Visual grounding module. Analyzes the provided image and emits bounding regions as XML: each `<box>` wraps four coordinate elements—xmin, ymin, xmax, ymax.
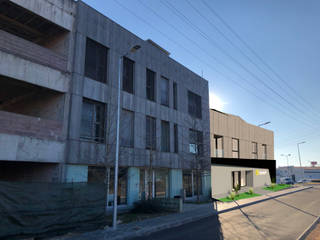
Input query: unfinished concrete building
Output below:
<box><xmin>0</xmin><ymin>0</ymin><xmax>211</xmax><ymax>205</ymax></box>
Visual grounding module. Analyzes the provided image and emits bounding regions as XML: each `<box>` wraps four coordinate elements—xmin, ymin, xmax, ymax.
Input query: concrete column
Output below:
<box><xmin>202</xmin><ymin>171</ymin><xmax>211</xmax><ymax>198</ymax></box>
<box><xmin>169</xmin><ymin>169</ymin><xmax>183</xmax><ymax>198</ymax></box>
<box><xmin>65</xmin><ymin>164</ymin><xmax>88</xmax><ymax>183</ymax></box>
<box><xmin>127</xmin><ymin>167</ymin><xmax>140</xmax><ymax>206</ymax></box>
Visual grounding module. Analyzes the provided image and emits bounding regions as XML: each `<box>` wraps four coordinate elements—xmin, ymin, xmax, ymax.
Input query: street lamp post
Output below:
<box><xmin>297</xmin><ymin>141</ymin><xmax>306</xmax><ymax>180</ymax></box>
<box><xmin>113</xmin><ymin>45</ymin><xmax>141</xmax><ymax>230</ymax></box>
<box><xmin>281</xmin><ymin>154</ymin><xmax>291</xmax><ymax>178</ymax></box>
<box><xmin>257</xmin><ymin>121</ymin><xmax>271</xmax><ymax>127</ymax></box>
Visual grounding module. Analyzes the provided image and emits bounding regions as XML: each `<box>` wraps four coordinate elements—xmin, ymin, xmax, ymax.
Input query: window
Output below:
<box><xmin>80</xmin><ymin>99</ymin><xmax>106</xmax><ymax>143</ymax></box>
<box><xmin>183</xmin><ymin>171</ymin><xmax>193</xmax><ymax>197</ymax></box>
<box><xmin>123</xmin><ymin>57</ymin><xmax>134</xmax><ymax>94</ymax></box>
<box><xmin>146</xmin><ymin>69</ymin><xmax>156</xmax><ymax>101</ymax></box>
<box><xmin>161</xmin><ymin>121</ymin><xmax>170</xmax><ymax>152</ymax></box>
<box><xmin>232</xmin><ymin>138</ymin><xmax>239</xmax><ymax>158</ymax></box>
<box><xmin>84</xmin><ymin>38</ymin><xmax>108</xmax><ymax>83</ymax></box>
<box><xmin>174</xmin><ymin>123</ymin><xmax>178</xmax><ymax>153</ymax></box>
<box><xmin>146</xmin><ymin>116</ymin><xmax>156</xmax><ymax>150</ymax></box>
<box><xmin>232</xmin><ymin>171</ymin><xmax>241</xmax><ymax>188</ymax></box>
<box><xmin>189</xmin><ymin>129</ymin><xmax>203</xmax><ymax>155</ymax></box>
<box><xmin>160</xmin><ymin>76</ymin><xmax>169</xmax><ymax>106</ymax></box>
<box><xmin>120</xmin><ymin>109</ymin><xmax>134</xmax><ymax>147</ymax></box>
<box><xmin>173</xmin><ymin>82</ymin><xmax>177</xmax><ymax>110</ymax></box>
<box><xmin>109</xmin><ymin>168</ymin><xmax>128</xmax><ymax>205</ymax></box>
<box><xmin>240</xmin><ymin>171</ymin><xmax>246</xmax><ymax>187</ymax></box>
<box><xmin>262</xmin><ymin>144</ymin><xmax>267</xmax><ymax>159</ymax></box>
<box><xmin>252</xmin><ymin>142</ymin><xmax>258</xmax><ymax>159</ymax></box>
<box><xmin>155</xmin><ymin>169</ymin><xmax>169</xmax><ymax>198</ymax></box>
<box><xmin>213</xmin><ymin>135</ymin><xmax>223</xmax><ymax>157</ymax></box>
<box><xmin>188</xmin><ymin>91</ymin><xmax>202</xmax><ymax>119</ymax></box>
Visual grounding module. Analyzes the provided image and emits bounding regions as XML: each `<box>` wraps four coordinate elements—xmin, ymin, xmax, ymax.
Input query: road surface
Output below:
<box><xmin>132</xmin><ymin>186</ymin><xmax>320</xmax><ymax>240</ymax></box>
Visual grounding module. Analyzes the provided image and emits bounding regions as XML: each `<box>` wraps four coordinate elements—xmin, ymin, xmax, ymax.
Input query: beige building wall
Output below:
<box><xmin>210</xmin><ymin>109</ymin><xmax>274</xmax><ymax>160</ymax></box>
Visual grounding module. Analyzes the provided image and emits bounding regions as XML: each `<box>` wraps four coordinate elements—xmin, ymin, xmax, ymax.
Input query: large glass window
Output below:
<box><xmin>183</xmin><ymin>171</ymin><xmax>193</xmax><ymax>197</ymax></box>
<box><xmin>213</xmin><ymin>135</ymin><xmax>223</xmax><ymax>157</ymax></box>
<box><xmin>109</xmin><ymin>168</ymin><xmax>127</xmax><ymax>205</ymax></box>
<box><xmin>120</xmin><ymin>109</ymin><xmax>134</xmax><ymax>147</ymax></box>
<box><xmin>161</xmin><ymin>121</ymin><xmax>170</xmax><ymax>152</ymax></box>
<box><xmin>232</xmin><ymin>138</ymin><xmax>239</xmax><ymax>158</ymax></box>
<box><xmin>80</xmin><ymin>99</ymin><xmax>106</xmax><ymax>143</ymax></box>
<box><xmin>189</xmin><ymin>129</ymin><xmax>203</xmax><ymax>155</ymax></box>
<box><xmin>262</xmin><ymin>144</ymin><xmax>267</xmax><ymax>159</ymax></box>
<box><xmin>188</xmin><ymin>91</ymin><xmax>202</xmax><ymax>119</ymax></box>
<box><xmin>84</xmin><ymin>38</ymin><xmax>108</xmax><ymax>83</ymax></box>
<box><xmin>232</xmin><ymin>171</ymin><xmax>240</xmax><ymax>189</ymax></box>
<box><xmin>160</xmin><ymin>76</ymin><xmax>169</xmax><ymax>106</ymax></box>
<box><xmin>123</xmin><ymin>57</ymin><xmax>134</xmax><ymax>94</ymax></box>
<box><xmin>146</xmin><ymin>69</ymin><xmax>156</xmax><ymax>101</ymax></box>
<box><xmin>155</xmin><ymin>169</ymin><xmax>168</xmax><ymax>198</ymax></box>
<box><xmin>240</xmin><ymin>170</ymin><xmax>246</xmax><ymax>187</ymax></box>
<box><xmin>252</xmin><ymin>142</ymin><xmax>258</xmax><ymax>159</ymax></box>
<box><xmin>146</xmin><ymin>116</ymin><xmax>156</xmax><ymax>150</ymax></box>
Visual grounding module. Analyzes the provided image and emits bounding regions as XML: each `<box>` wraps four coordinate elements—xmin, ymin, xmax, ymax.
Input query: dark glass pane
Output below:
<box><xmin>123</xmin><ymin>57</ymin><xmax>134</xmax><ymax>94</ymax></box>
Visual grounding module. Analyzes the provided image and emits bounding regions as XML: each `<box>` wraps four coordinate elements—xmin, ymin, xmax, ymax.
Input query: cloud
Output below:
<box><xmin>209</xmin><ymin>92</ymin><xmax>227</xmax><ymax>111</ymax></box>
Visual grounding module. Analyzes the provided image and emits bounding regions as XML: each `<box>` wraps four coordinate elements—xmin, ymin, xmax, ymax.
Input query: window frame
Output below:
<box><xmin>188</xmin><ymin>90</ymin><xmax>202</xmax><ymax>119</ymax></box>
<box><xmin>146</xmin><ymin>68</ymin><xmax>156</xmax><ymax>101</ymax></box>
<box><xmin>232</xmin><ymin>138</ymin><xmax>239</xmax><ymax>158</ymax></box>
<box><xmin>80</xmin><ymin>99</ymin><xmax>106</xmax><ymax>143</ymax></box>
<box><xmin>252</xmin><ymin>141</ymin><xmax>258</xmax><ymax>159</ymax></box>
<box><xmin>122</xmin><ymin>57</ymin><xmax>135</xmax><ymax>94</ymax></box>
<box><xmin>161</xmin><ymin>120</ymin><xmax>170</xmax><ymax>152</ymax></box>
<box><xmin>84</xmin><ymin>38</ymin><xmax>108</xmax><ymax>83</ymax></box>
<box><xmin>160</xmin><ymin>76</ymin><xmax>169</xmax><ymax>107</ymax></box>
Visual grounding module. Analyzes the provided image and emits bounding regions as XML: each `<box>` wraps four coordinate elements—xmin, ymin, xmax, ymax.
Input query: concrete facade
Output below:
<box><xmin>210</xmin><ymin>109</ymin><xmax>274</xmax><ymax>197</ymax></box>
<box><xmin>0</xmin><ymin>0</ymin><xmax>211</xmax><ymax>204</ymax></box>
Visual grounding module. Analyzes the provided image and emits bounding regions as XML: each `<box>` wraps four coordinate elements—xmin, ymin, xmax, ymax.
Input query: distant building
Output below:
<box><xmin>210</xmin><ymin>109</ymin><xmax>275</xmax><ymax>197</ymax></box>
<box><xmin>0</xmin><ymin>0</ymin><xmax>211</xmax><ymax>206</ymax></box>
<box><xmin>277</xmin><ymin>166</ymin><xmax>320</xmax><ymax>182</ymax></box>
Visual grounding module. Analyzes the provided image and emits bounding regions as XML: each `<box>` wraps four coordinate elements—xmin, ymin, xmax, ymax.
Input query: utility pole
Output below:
<box><xmin>113</xmin><ymin>44</ymin><xmax>141</xmax><ymax>230</ymax></box>
<box><xmin>297</xmin><ymin>141</ymin><xmax>306</xmax><ymax>181</ymax></box>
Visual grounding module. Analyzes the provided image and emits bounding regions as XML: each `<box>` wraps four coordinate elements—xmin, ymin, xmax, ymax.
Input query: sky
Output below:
<box><xmin>83</xmin><ymin>0</ymin><xmax>320</xmax><ymax>167</ymax></box>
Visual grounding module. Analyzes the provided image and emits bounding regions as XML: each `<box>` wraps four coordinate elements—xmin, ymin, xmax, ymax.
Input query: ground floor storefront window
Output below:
<box><xmin>139</xmin><ymin>168</ymin><xmax>169</xmax><ymax>199</ymax></box>
<box><xmin>183</xmin><ymin>170</ymin><xmax>203</xmax><ymax>198</ymax></box>
<box><xmin>88</xmin><ymin>166</ymin><xmax>128</xmax><ymax>205</ymax></box>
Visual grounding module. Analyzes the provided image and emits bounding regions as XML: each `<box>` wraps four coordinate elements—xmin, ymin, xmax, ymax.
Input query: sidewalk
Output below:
<box><xmin>55</xmin><ymin>185</ymin><xmax>312</xmax><ymax>240</ymax></box>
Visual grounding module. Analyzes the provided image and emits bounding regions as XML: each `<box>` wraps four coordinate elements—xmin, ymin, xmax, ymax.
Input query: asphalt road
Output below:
<box><xmin>132</xmin><ymin>186</ymin><xmax>320</xmax><ymax>240</ymax></box>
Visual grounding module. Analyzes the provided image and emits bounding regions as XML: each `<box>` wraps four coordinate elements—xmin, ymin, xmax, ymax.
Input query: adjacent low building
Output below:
<box><xmin>0</xmin><ymin>0</ymin><xmax>211</xmax><ymax>206</ymax></box>
<box><xmin>277</xmin><ymin>166</ymin><xmax>320</xmax><ymax>182</ymax></box>
<box><xmin>210</xmin><ymin>109</ymin><xmax>275</xmax><ymax>197</ymax></box>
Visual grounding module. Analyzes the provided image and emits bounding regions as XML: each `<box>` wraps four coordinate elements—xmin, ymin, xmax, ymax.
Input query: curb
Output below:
<box><xmin>218</xmin><ymin>186</ymin><xmax>313</xmax><ymax>214</ymax></box>
<box><xmin>296</xmin><ymin>216</ymin><xmax>320</xmax><ymax>240</ymax></box>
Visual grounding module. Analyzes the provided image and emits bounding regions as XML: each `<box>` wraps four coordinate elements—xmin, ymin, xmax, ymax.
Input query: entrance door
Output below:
<box><xmin>232</xmin><ymin>171</ymin><xmax>241</xmax><ymax>189</ymax></box>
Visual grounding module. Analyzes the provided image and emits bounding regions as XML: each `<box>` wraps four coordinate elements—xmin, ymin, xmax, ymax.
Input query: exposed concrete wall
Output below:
<box><xmin>211</xmin><ymin>164</ymin><xmax>270</xmax><ymax>196</ymax></box>
<box><xmin>169</xmin><ymin>169</ymin><xmax>183</xmax><ymax>198</ymax></box>
<box><xmin>210</xmin><ymin>109</ymin><xmax>274</xmax><ymax>160</ymax></box>
<box><xmin>9</xmin><ymin>0</ymin><xmax>76</xmax><ymax>31</ymax></box>
<box><xmin>2</xmin><ymin>92</ymin><xmax>65</xmax><ymax>121</ymax></box>
<box><xmin>0</xmin><ymin>111</ymin><xmax>63</xmax><ymax>141</ymax></box>
<box><xmin>0</xmin><ymin>133</ymin><xmax>65</xmax><ymax>163</ymax></box>
<box><xmin>0</xmin><ymin>51</ymin><xmax>70</xmax><ymax>92</ymax></box>
<box><xmin>67</xmin><ymin>2</ymin><xmax>210</xmax><ymax>171</ymax></box>
<box><xmin>127</xmin><ymin>167</ymin><xmax>140</xmax><ymax>205</ymax></box>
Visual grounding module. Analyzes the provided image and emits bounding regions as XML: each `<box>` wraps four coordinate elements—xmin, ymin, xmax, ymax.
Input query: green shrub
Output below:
<box><xmin>270</xmin><ymin>183</ymin><xmax>276</xmax><ymax>189</ymax></box>
<box><xmin>229</xmin><ymin>191</ymin><xmax>236</xmax><ymax>200</ymax></box>
<box><xmin>131</xmin><ymin>200</ymin><xmax>161</xmax><ymax>214</ymax></box>
<box><xmin>248</xmin><ymin>187</ymin><xmax>254</xmax><ymax>195</ymax></box>
<box><xmin>234</xmin><ymin>184</ymin><xmax>241</xmax><ymax>195</ymax></box>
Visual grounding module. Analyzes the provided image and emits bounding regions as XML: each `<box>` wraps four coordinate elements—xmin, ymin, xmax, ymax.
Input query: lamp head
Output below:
<box><xmin>130</xmin><ymin>45</ymin><xmax>141</xmax><ymax>53</ymax></box>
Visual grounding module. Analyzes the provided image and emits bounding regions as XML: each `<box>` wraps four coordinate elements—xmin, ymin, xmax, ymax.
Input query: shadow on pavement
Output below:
<box><xmin>130</xmin><ymin>213</ymin><xmax>224</xmax><ymax>240</ymax></box>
